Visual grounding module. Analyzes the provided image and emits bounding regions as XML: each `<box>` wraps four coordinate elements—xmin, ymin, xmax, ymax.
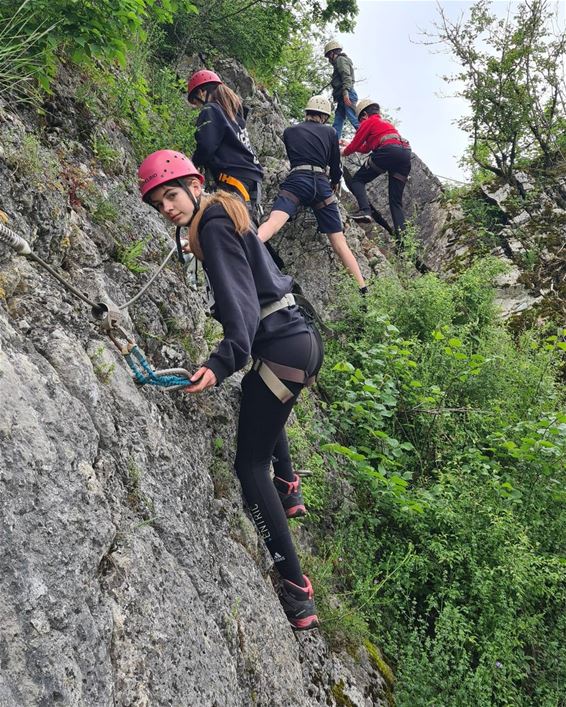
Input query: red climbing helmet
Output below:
<box><xmin>138</xmin><ymin>150</ymin><xmax>204</xmax><ymax>201</ymax></box>
<box><xmin>187</xmin><ymin>69</ymin><xmax>222</xmax><ymax>100</ymax></box>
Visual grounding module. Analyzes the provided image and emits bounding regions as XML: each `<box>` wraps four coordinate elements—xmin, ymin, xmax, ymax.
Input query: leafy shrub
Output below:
<box><xmin>310</xmin><ymin>262</ymin><xmax>566</xmax><ymax>705</ymax></box>
<box><xmin>75</xmin><ymin>40</ymin><xmax>197</xmax><ymax>161</ymax></box>
<box><xmin>0</xmin><ymin>0</ymin><xmax>195</xmax><ymax>91</ymax></box>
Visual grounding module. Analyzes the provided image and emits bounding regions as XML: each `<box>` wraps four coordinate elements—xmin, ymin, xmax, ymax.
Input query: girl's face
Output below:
<box><xmin>149</xmin><ymin>180</ymin><xmax>202</xmax><ymax>226</ymax></box>
<box><xmin>188</xmin><ymin>88</ymin><xmax>207</xmax><ymax>107</ymax></box>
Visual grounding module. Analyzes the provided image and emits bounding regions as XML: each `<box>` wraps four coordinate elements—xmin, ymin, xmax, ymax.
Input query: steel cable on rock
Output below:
<box><xmin>0</xmin><ymin>221</ymin><xmax>177</xmax><ymax>311</ymax></box>
<box><xmin>0</xmin><ymin>222</ymin><xmax>192</xmax><ymax>390</ymax></box>
<box><xmin>0</xmin><ymin>222</ymin><xmax>99</xmax><ymax>308</ymax></box>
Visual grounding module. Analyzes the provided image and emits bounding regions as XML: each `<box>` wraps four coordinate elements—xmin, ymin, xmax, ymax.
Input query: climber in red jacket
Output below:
<box><xmin>342</xmin><ymin>99</ymin><xmax>412</xmax><ymax>236</ymax></box>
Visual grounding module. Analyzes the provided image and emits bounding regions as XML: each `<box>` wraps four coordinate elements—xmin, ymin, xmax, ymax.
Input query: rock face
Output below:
<box><xmin>343</xmin><ymin>151</ymin><xmax>448</xmax><ymax>269</ymax></box>
<box><xmin>7</xmin><ymin>50</ymin><xmax>558</xmax><ymax>707</ymax></box>
<box><xmin>344</xmin><ymin>149</ymin><xmax>565</xmax><ymax>320</ymax></box>
<box><xmin>0</xmin><ymin>59</ymin><xmax>397</xmax><ymax>706</ymax></box>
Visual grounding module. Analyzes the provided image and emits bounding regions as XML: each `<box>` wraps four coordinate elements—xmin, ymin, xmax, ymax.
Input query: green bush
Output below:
<box><xmin>74</xmin><ymin>38</ymin><xmax>198</xmax><ymax>161</ymax></box>
<box><xmin>0</xmin><ymin>0</ymin><xmax>195</xmax><ymax>90</ymax></box>
<box><xmin>115</xmin><ymin>236</ymin><xmax>150</xmax><ymax>273</ymax></box>
<box><xmin>311</xmin><ymin>261</ymin><xmax>566</xmax><ymax>705</ymax></box>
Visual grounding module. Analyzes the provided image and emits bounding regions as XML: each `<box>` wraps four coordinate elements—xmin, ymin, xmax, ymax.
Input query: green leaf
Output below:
<box><xmin>333</xmin><ymin>361</ymin><xmax>355</xmax><ymax>373</ymax></box>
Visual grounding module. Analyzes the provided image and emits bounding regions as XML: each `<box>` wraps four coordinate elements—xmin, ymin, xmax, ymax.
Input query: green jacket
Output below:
<box><xmin>331</xmin><ymin>53</ymin><xmax>355</xmax><ymax>101</ymax></box>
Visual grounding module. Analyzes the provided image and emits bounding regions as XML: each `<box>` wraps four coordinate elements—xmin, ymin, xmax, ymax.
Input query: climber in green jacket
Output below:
<box><xmin>324</xmin><ymin>39</ymin><xmax>359</xmax><ymax>139</ymax></box>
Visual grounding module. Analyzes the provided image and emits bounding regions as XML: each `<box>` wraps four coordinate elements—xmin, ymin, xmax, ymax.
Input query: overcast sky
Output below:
<box><xmin>337</xmin><ymin>1</ymin><xmax>565</xmax><ymax>183</ymax></box>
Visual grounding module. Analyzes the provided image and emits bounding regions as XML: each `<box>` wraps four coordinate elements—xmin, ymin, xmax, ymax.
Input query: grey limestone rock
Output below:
<box><xmin>0</xmin><ymin>62</ymin><xmax>391</xmax><ymax>706</ymax></box>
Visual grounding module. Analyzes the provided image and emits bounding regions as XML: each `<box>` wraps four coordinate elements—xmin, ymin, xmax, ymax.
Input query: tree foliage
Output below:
<box><xmin>1</xmin><ymin>0</ymin><xmax>357</xmax><ymax>114</ymax></box>
<box><xmin>162</xmin><ymin>0</ymin><xmax>355</xmax><ymax>106</ymax></box>
<box><xmin>0</xmin><ymin>0</ymin><xmax>196</xmax><ymax>92</ymax></box>
<box><xmin>426</xmin><ymin>0</ymin><xmax>566</xmax><ymax>190</ymax></box>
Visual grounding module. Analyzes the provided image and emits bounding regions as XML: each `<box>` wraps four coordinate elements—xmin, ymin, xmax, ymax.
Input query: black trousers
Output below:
<box><xmin>234</xmin><ymin>328</ymin><xmax>323</xmax><ymax>585</ymax></box>
<box><xmin>349</xmin><ymin>145</ymin><xmax>412</xmax><ymax>234</ymax></box>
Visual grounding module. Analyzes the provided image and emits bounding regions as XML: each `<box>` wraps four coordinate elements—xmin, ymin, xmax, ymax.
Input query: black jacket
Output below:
<box><xmin>192</xmin><ymin>102</ymin><xmax>263</xmax><ymax>186</ymax></box>
<box><xmin>283</xmin><ymin>121</ymin><xmax>342</xmax><ymax>185</ymax></box>
<box><xmin>199</xmin><ymin>204</ymin><xmax>308</xmax><ymax>384</ymax></box>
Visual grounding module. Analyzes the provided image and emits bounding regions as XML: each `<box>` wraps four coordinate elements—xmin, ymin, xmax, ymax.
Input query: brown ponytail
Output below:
<box><xmin>208</xmin><ymin>83</ymin><xmax>243</xmax><ymax>123</ymax></box>
<box><xmin>188</xmin><ymin>185</ymin><xmax>252</xmax><ymax>261</ymax></box>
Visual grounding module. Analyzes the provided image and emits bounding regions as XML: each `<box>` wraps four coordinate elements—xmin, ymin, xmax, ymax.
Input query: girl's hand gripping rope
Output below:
<box><xmin>185</xmin><ymin>365</ymin><xmax>217</xmax><ymax>393</ymax></box>
<box><xmin>93</xmin><ymin>304</ymin><xmax>193</xmax><ymax>391</ymax></box>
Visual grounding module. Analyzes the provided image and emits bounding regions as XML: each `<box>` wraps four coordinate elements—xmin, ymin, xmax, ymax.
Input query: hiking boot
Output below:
<box><xmin>274</xmin><ymin>473</ymin><xmax>307</xmax><ymax>518</ymax></box>
<box><xmin>278</xmin><ymin>575</ymin><xmax>319</xmax><ymax>630</ymax></box>
<box><xmin>350</xmin><ymin>209</ymin><xmax>372</xmax><ymax>223</ymax></box>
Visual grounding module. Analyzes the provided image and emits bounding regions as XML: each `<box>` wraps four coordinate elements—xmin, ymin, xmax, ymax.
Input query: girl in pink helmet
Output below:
<box><xmin>138</xmin><ymin>149</ymin><xmax>323</xmax><ymax>631</ymax></box>
<box><xmin>187</xmin><ymin>69</ymin><xmax>264</xmax><ymax>225</ymax></box>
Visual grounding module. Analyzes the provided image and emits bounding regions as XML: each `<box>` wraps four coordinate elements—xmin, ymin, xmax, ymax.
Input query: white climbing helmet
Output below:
<box><xmin>305</xmin><ymin>95</ymin><xmax>332</xmax><ymax>116</ymax></box>
<box><xmin>324</xmin><ymin>39</ymin><xmax>342</xmax><ymax>56</ymax></box>
<box><xmin>355</xmin><ymin>98</ymin><xmax>380</xmax><ymax>119</ymax></box>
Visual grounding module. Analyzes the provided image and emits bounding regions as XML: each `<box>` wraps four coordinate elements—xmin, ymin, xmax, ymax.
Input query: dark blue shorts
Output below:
<box><xmin>271</xmin><ymin>172</ymin><xmax>342</xmax><ymax>234</ymax></box>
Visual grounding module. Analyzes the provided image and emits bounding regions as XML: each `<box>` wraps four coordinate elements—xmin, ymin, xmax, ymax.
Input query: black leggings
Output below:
<box><xmin>234</xmin><ymin>328</ymin><xmax>323</xmax><ymax>585</ymax></box>
<box><xmin>350</xmin><ymin>145</ymin><xmax>411</xmax><ymax>234</ymax></box>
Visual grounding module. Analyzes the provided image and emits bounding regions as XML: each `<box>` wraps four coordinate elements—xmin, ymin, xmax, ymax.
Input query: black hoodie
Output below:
<box><xmin>192</xmin><ymin>102</ymin><xmax>264</xmax><ymax>186</ymax></box>
<box><xmin>199</xmin><ymin>203</ymin><xmax>308</xmax><ymax>384</ymax></box>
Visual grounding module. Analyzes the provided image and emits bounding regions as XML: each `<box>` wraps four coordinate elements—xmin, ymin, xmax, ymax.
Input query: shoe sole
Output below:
<box><xmin>351</xmin><ymin>214</ymin><xmax>372</xmax><ymax>223</ymax></box>
<box><xmin>291</xmin><ymin>615</ymin><xmax>319</xmax><ymax>631</ymax></box>
<box><xmin>286</xmin><ymin>505</ymin><xmax>307</xmax><ymax>519</ymax></box>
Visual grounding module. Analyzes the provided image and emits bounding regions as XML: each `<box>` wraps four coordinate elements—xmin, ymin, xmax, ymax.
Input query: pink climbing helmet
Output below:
<box><xmin>187</xmin><ymin>69</ymin><xmax>222</xmax><ymax>100</ymax></box>
<box><xmin>138</xmin><ymin>150</ymin><xmax>204</xmax><ymax>201</ymax></box>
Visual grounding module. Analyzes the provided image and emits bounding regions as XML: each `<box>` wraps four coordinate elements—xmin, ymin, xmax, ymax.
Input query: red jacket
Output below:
<box><xmin>342</xmin><ymin>114</ymin><xmax>402</xmax><ymax>156</ymax></box>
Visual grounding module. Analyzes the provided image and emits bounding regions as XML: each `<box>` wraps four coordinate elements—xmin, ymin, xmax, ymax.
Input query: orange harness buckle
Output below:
<box><xmin>218</xmin><ymin>173</ymin><xmax>251</xmax><ymax>202</ymax></box>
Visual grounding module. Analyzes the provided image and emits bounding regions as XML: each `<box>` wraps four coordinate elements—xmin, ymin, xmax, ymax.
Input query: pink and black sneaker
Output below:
<box><xmin>278</xmin><ymin>575</ymin><xmax>319</xmax><ymax>631</ymax></box>
<box><xmin>274</xmin><ymin>473</ymin><xmax>307</xmax><ymax>518</ymax></box>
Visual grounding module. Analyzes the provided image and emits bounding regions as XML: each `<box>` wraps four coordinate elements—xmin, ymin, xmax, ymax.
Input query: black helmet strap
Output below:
<box><xmin>174</xmin><ymin>178</ymin><xmax>201</xmax><ymax>262</ymax></box>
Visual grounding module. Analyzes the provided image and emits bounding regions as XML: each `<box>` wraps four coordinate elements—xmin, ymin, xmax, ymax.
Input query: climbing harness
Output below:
<box><xmin>312</xmin><ymin>194</ymin><xmax>337</xmax><ymax>210</ymax></box>
<box><xmin>0</xmin><ymin>222</ymin><xmax>192</xmax><ymax>391</ymax></box>
<box><xmin>252</xmin><ymin>290</ymin><xmax>329</xmax><ymax>402</ymax></box>
<box><xmin>252</xmin><ymin>321</ymin><xmax>321</xmax><ymax>403</ymax></box>
<box><xmin>252</xmin><ymin>357</ymin><xmax>315</xmax><ymax>403</ymax></box>
<box><xmin>213</xmin><ymin>174</ymin><xmax>263</xmax><ymax>226</ymax></box>
<box><xmin>289</xmin><ymin>165</ymin><xmax>327</xmax><ymax>175</ymax></box>
<box><xmin>217</xmin><ymin>173</ymin><xmax>250</xmax><ymax>201</ymax></box>
<box><xmin>377</xmin><ymin>133</ymin><xmax>410</xmax><ymax>149</ymax></box>
<box><xmin>260</xmin><ymin>292</ymin><xmax>296</xmax><ymax>320</ymax></box>
<box><xmin>364</xmin><ymin>157</ymin><xmax>409</xmax><ymax>182</ymax></box>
